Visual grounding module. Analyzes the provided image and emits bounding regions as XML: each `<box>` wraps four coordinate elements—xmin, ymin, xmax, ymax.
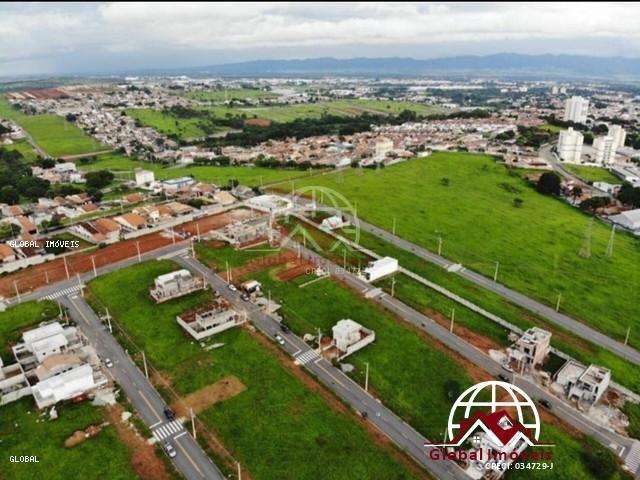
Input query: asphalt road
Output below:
<box><xmin>61</xmin><ymin>294</ymin><xmax>225</xmax><ymax>480</ymax></box>
<box><xmin>344</xmin><ymin>213</ymin><xmax>640</xmax><ymax>367</ymax></box>
<box><xmin>174</xmin><ymin>254</ymin><xmax>470</xmax><ymax>480</ymax></box>
<box><xmin>282</xmin><ymin>242</ymin><xmax>640</xmax><ymax>477</ymax></box>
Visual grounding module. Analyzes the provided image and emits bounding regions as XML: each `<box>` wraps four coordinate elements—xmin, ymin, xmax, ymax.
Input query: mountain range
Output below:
<box><xmin>176</xmin><ymin>53</ymin><xmax>640</xmax><ymax>79</ymax></box>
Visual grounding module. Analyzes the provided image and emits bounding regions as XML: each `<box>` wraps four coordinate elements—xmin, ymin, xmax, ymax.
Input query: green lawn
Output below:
<box><xmin>248</xmin><ymin>262</ymin><xmax>475</xmax><ymax>440</ymax></box>
<box><xmin>87</xmin><ymin>260</ymin><xmax>419</xmax><ymax>480</ymax></box>
<box><xmin>0</xmin><ymin>97</ymin><xmax>105</xmax><ymax>157</ymax></box>
<box><xmin>78</xmin><ymin>153</ymin><xmax>315</xmax><ymax>187</ymax></box>
<box><xmin>5</xmin><ymin>139</ymin><xmax>40</xmax><ymax>162</ymax></box>
<box><xmin>203</xmin><ymin>99</ymin><xmax>442</xmax><ymax>122</ymax></box>
<box><xmin>195</xmin><ymin>243</ymin><xmax>280</xmax><ymax>270</ymax></box>
<box><xmin>279</xmin><ymin>152</ymin><xmax>640</xmax><ymax>351</ymax></box>
<box><xmin>0</xmin><ymin>300</ymin><xmax>141</xmax><ymax>480</ymax></box>
<box><xmin>0</xmin><ymin>399</ymin><xmax>139</xmax><ymax>480</ymax></box>
<box><xmin>564</xmin><ymin>164</ymin><xmax>621</xmax><ymax>184</ymax></box>
<box><xmin>186</xmin><ymin>88</ymin><xmax>278</xmax><ymax>103</ymax></box>
<box><xmin>125</xmin><ymin>108</ymin><xmax>225</xmax><ymax>140</ymax></box>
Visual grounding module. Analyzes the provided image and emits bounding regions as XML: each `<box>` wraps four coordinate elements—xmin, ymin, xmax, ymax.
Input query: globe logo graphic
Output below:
<box><xmin>447</xmin><ymin>381</ymin><xmax>541</xmax><ymax>443</ymax></box>
<box><xmin>287</xmin><ymin>185</ymin><xmax>360</xmax><ymax>252</ymax></box>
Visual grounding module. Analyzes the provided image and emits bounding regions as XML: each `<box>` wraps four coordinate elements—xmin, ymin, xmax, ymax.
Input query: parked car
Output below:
<box><xmin>228</xmin><ymin>284</ymin><xmax>237</xmax><ymax>292</ymax></box>
<box><xmin>539</xmin><ymin>399</ymin><xmax>552</xmax><ymax>410</ymax></box>
<box><xmin>164</xmin><ymin>442</ymin><xmax>177</xmax><ymax>458</ymax></box>
<box><xmin>240</xmin><ymin>293</ymin><xmax>249</xmax><ymax>301</ymax></box>
<box><xmin>275</xmin><ymin>334</ymin><xmax>285</xmax><ymax>346</ymax></box>
<box><xmin>498</xmin><ymin>374</ymin><xmax>510</xmax><ymax>382</ymax></box>
<box><xmin>280</xmin><ymin>323</ymin><xmax>290</xmax><ymax>333</ymax></box>
<box><xmin>163</xmin><ymin>406</ymin><xmax>176</xmax><ymax>421</ymax></box>
<box><xmin>104</xmin><ymin>358</ymin><xmax>113</xmax><ymax>368</ymax></box>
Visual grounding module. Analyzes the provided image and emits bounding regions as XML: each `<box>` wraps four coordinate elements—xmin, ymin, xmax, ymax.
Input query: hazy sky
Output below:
<box><xmin>2</xmin><ymin>2</ymin><xmax>640</xmax><ymax>77</ymax></box>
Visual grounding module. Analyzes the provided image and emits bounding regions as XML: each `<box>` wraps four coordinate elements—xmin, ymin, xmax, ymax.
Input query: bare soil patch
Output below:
<box><xmin>171</xmin><ymin>376</ymin><xmax>246</xmax><ymax>417</ymax></box>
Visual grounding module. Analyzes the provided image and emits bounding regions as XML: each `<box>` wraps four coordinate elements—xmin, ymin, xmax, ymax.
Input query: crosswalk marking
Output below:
<box><xmin>294</xmin><ymin>349</ymin><xmax>320</xmax><ymax>366</ymax></box>
<box><xmin>42</xmin><ymin>285</ymin><xmax>82</xmax><ymax>300</ymax></box>
<box><xmin>153</xmin><ymin>420</ymin><xmax>184</xmax><ymax>441</ymax></box>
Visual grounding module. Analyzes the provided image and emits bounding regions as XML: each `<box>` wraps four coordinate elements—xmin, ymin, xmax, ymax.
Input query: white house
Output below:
<box><xmin>150</xmin><ymin>269</ymin><xmax>206</xmax><ymax>303</ymax></box>
<box><xmin>555</xmin><ymin>361</ymin><xmax>611</xmax><ymax>406</ymax></box>
<box><xmin>134</xmin><ymin>168</ymin><xmax>155</xmax><ymax>186</ymax></box>
<box><xmin>31</xmin><ymin>364</ymin><xmax>98</xmax><ymax>409</ymax></box>
<box><xmin>507</xmin><ymin>327</ymin><xmax>551</xmax><ymax>372</ymax></box>
<box><xmin>331</xmin><ymin>319</ymin><xmax>375</xmax><ymax>360</ymax></box>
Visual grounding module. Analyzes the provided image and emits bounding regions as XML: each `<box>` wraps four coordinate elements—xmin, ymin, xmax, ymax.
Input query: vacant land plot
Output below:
<box><xmin>87</xmin><ymin>260</ymin><xmax>419</xmax><ymax>480</ymax></box>
<box><xmin>186</xmin><ymin>88</ymin><xmax>278</xmax><ymax>103</ymax></box>
<box><xmin>282</xmin><ymin>152</ymin><xmax>640</xmax><ymax>350</ymax></box>
<box><xmin>125</xmin><ymin>108</ymin><xmax>225</xmax><ymax>140</ymax></box>
<box><xmin>203</xmin><ymin>99</ymin><xmax>442</xmax><ymax>122</ymax></box>
<box><xmin>5</xmin><ymin>139</ymin><xmax>40</xmax><ymax>162</ymax></box>
<box><xmin>248</xmin><ymin>263</ymin><xmax>477</xmax><ymax>439</ymax></box>
<box><xmin>79</xmin><ymin>153</ymin><xmax>310</xmax><ymax>187</ymax></box>
<box><xmin>0</xmin><ymin>399</ymin><xmax>139</xmax><ymax>480</ymax></box>
<box><xmin>0</xmin><ymin>97</ymin><xmax>105</xmax><ymax>157</ymax></box>
<box><xmin>564</xmin><ymin>164</ymin><xmax>621</xmax><ymax>184</ymax></box>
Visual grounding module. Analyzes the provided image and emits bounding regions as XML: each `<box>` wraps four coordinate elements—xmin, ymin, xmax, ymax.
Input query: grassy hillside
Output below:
<box><xmin>281</xmin><ymin>152</ymin><xmax>640</xmax><ymax>349</ymax></box>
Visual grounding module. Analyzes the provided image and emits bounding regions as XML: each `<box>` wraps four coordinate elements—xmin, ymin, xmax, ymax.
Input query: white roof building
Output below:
<box><xmin>331</xmin><ymin>319</ymin><xmax>375</xmax><ymax>360</ymax></box>
<box><xmin>31</xmin><ymin>364</ymin><xmax>97</xmax><ymax>409</ymax></box>
<box><xmin>593</xmin><ymin>135</ymin><xmax>616</xmax><ymax>165</ymax></box>
<box><xmin>134</xmin><ymin>168</ymin><xmax>155</xmax><ymax>186</ymax></box>
<box><xmin>609</xmin><ymin>209</ymin><xmax>640</xmax><ymax>233</ymax></box>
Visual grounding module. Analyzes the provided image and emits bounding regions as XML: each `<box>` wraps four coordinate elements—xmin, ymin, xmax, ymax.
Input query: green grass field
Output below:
<box><xmin>202</xmin><ymin>99</ymin><xmax>442</xmax><ymax>122</ymax></box>
<box><xmin>0</xmin><ymin>300</ymin><xmax>141</xmax><ymax>480</ymax></box>
<box><xmin>564</xmin><ymin>164</ymin><xmax>621</xmax><ymax>184</ymax></box>
<box><xmin>186</xmin><ymin>88</ymin><xmax>278</xmax><ymax>103</ymax></box>
<box><xmin>125</xmin><ymin>108</ymin><xmax>226</xmax><ymax>140</ymax></box>
<box><xmin>5</xmin><ymin>139</ymin><xmax>40</xmax><ymax>162</ymax></box>
<box><xmin>0</xmin><ymin>97</ymin><xmax>105</xmax><ymax>157</ymax></box>
<box><xmin>78</xmin><ymin>153</ymin><xmax>317</xmax><ymax>187</ymax></box>
<box><xmin>0</xmin><ymin>399</ymin><xmax>139</xmax><ymax>480</ymax></box>
<box><xmin>87</xmin><ymin>260</ymin><xmax>419</xmax><ymax>480</ymax></box>
<box><xmin>280</xmin><ymin>152</ymin><xmax>640</xmax><ymax>351</ymax></box>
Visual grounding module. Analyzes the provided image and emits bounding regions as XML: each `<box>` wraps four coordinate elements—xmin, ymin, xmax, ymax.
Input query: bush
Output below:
<box><xmin>536</xmin><ymin>172</ymin><xmax>561</xmax><ymax>196</ymax></box>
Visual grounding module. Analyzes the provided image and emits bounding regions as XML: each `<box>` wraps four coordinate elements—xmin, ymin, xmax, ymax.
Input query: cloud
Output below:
<box><xmin>2</xmin><ymin>2</ymin><xmax>640</xmax><ymax>75</ymax></box>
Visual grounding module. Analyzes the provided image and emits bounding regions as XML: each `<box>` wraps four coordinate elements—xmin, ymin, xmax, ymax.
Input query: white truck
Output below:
<box><xmin>362</xmin><ymin>257</ymin><xmax>398</xmax><ymax>282</ymax></box>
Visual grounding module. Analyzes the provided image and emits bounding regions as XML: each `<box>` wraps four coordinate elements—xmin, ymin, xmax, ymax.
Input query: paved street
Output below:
<box><xmin>341</xmin><ymin>212</ymin><xmax>640</xmax><ymax>367</ymax></box>
<box><xmin>282</xmin><ymin>242</ymin><xmax>640</xmax><ymax>477</ymax></box>
<box><xmin>60</xmin><ymin>293</ymin><xmax>224</xmax><ymax>480</ymax></box>
<box><xmin>174</xmin><ymin>254</ymin><xmax>470</xmax><ymax>480</ymax></box>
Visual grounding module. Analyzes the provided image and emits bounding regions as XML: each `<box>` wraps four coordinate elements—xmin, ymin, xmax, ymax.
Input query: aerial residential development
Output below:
<box><xmin>3</xmin><ymin>2</ymin><xmax>640</xmax><ymax>480</ymax></box>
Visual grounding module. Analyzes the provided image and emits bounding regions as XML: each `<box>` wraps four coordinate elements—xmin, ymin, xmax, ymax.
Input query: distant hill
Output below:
<box><xmin>182</xmin><ymin>54</ymin><xmax>640</xmax><ymax>79</ymax></box>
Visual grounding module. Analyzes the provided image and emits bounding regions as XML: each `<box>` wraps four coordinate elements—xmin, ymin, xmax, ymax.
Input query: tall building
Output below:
<box><xmin>593</xmin><ymin>135</ymin><xmax>616</xmax><ymax>165</ymax></box>
<box><xmin>563</xmin><ymin>96</ymin><xmax>589</xmax><ymax>124</ymax></box>
<box><xmin>609</xmin><ymin>124</ymin><xmax>626</xmax><ymax>151</ymax></box>
<box><xmin>557</xmin><ymin>127</ymin><xmax>583</xmax><ymax>163</ymax></box>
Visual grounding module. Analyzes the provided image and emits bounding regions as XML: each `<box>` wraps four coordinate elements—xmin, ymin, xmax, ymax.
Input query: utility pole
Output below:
<box><xmin>190</xmin><ymin>408</ymin><xmax>196</xmax><ymax>439</ymax></box>
<box><xmin>136</xmin><ymin>241</ymin><xmax>141</xmax><ymax>262</ymax></box>
<box><xmin>13</xmin><ymin>281</ymin><xmax>20</xmax><ymax>302</ymax></box>
<box><xmin>226</xmin><ymin>260</ymin><xmax>230</xmax><ymax>283</ymax></box>
<box><xmin>438</xmin><ymin>237</ymin><xmax>443</xmax><ymax>256</ymax></box>
<box><xmin>91</xmin><ymin>256</ymin><xmax>97</xmax><ymax>277</ymax></box>
<box><xmin>105</xmin><ymin>308</ymin><xmax>112</xmax><ymax>333</ymax></box>
<box><xmin>391</xmin><ymin>276</ymin><xmax>396</xmax><ymax>297</ymax></box>
<box><xmin>625</xmin><ymin>326</ymin><xmax>631</xmax><ymax>346</ymax></box>
<box><xmin>237</xmin><ymin>462</ymin><xmax>242</xmax><ymax>480</ymax></box>
<box><xmin>364</xmin><ymin>362</ymin><xmax>369</xmax><ymax>392</ymax></box>
<box><xmin>555</xmin><ymin>292</ymin><xmax>562</xmax><ymax>312</ymax></box>
<box><xmin>45</xmin><ymin>270</ymin><xmax>49</xmax><ymax>284</ymax></box>
<box><xmin>493</xmin><ymin>261</ymin><xmax>499</xmax><ymax>282</ymax></box>
<box><xmin>76</xmin><ymin>273</ymin><xmax>83</xmax><ymax>297</ymax></box>
<box><xmin>190</xmin><ymin>239</ymin><xmax>195</xmax><ymax>258</ymax></box>
<box><xmin>63</xmin><ymin>255</ymin><xmax>70</xmax><ymax>279</ymax></box>
<box><xmin>142</xmin><ymin>351</ymin><xmax>149</xmax><ymax>378</ymax></box>
<box><xmin>196</xmin><ymin>223</ymin><xmax>201</xmax><ymax>241</ymax></box>
<box><xmin>317</xmin><ymin>328</ymin><xmax>322</xmax><ymax>353</ymax></box>
<box><xmin>606</xmin><ymin>224</ymin><xmax>616</xmax><ymax>257</ymax></box>
<box><xmin>450</xmin><ymin>308</ymin><xmax>455</xmax><ymax>333</ymax></box>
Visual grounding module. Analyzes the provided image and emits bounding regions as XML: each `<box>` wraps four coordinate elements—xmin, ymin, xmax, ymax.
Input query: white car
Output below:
<box><xmin>164</xmin><ymin>442</ymin><xmax>177</xmax><ymax>458</ymax></box>
<box><xmin>104</xmin><ymin>358</ymin><xmax>114</xmax><ymax>368</ymax></box>
<box><xmin>275</xmin><ymin>334</ymin><xmax>285</xmax><ymax>346</ymax></box>
<box><xmin>228</xmin><ymin>284</ymin><xmax>237</xmax><ymax>292</ymax></box>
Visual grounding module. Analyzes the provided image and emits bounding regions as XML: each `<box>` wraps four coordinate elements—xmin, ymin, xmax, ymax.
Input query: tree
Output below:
<box><xmin>617</xmin><ymin>182</ymin><xmax>640</xmax><ymax>208</ymax></box>
<box><xmin>536</xmin><ymin>172</ymin><xmax>561</xmax><ymax>196</ymax></box>
<box><xmin>85</xmin><ymin>170</ymin><xmax>115</xmax><ymax>190</ymax></box>
<box><xmin>0</xmin><ymin>185</ymin><xmax>19</xmax><ymax>204</ymax></box>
